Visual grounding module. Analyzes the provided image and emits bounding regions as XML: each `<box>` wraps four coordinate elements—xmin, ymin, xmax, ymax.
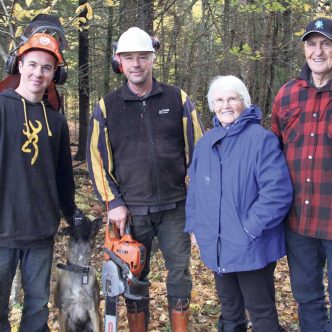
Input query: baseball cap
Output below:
<box><xmin>301</xmin><ymin>17</ymin><xmax>332</xmax><ymax>41</ymax></box>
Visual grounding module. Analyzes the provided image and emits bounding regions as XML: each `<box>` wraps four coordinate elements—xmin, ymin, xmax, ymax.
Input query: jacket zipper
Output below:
<box><xmin>142</xmin><ymin>99</ymin><xmax>160</xmax><ymax>204</ymax></box>
<box><xmin>217</xmin><ymin>144</ymin><xmax>222</xmax><ymax>274</ymax></box>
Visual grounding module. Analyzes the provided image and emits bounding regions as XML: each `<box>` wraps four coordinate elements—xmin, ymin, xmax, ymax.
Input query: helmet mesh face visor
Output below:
<box><xmin>21</xmin><ymin>14</ymin><xmax>68</xmax><ymax>50</ymax></box>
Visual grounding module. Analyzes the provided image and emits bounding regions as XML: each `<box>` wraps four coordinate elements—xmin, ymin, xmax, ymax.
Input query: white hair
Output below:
<box><xmin>207</xmin><ymin>75</ymin><xmax>252</xmax><ymax>112</ymax></box>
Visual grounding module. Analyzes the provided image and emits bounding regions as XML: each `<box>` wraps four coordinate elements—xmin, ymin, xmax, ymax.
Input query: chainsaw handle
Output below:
<box><xmin>103</xmin><ymin>247</ymin><xmax>130</xmax><ymax>274</ymax></box>
<box><xmin>124</xmin><ymin>222</ymin><xmax>131</xmax><ymax>235</ymax></box>
<box><xmin>103</xmin><ymin>247</ymin><xmax>150</xmax><ymax>287</ymax></box>
<box><xmin>106</xmin><ymin>214</ymin><xmax>130</xmax><ymax>239</ymax></box>
<box><xmin>105</xmin><ymin>222</ymin><xmax>120</xmax><ymax>241</ymax></box>
<box><xmin>129</xmin><ymin>275</ymin><xmax>151</xmax><ymax>287</ymax></box>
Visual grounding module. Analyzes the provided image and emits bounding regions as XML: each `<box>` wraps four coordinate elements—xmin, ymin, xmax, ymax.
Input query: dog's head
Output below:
<box><xmin>70</xmin><ymin>209</ymin><xmax>102</xmax><ymax>242</ymax></box>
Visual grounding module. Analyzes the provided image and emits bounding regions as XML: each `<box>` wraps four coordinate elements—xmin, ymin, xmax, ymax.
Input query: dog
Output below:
<box><xmin>54</xmin><ymin>210</ymin><xmax>102</xmax><ymax>332</ymax></box>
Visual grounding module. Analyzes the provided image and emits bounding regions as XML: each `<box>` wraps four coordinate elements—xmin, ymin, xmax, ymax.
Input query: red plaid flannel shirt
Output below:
<box><xmin>272</xmin><ymin>64</ymin><xmax>332</xmax><ymax>239</ymax></box>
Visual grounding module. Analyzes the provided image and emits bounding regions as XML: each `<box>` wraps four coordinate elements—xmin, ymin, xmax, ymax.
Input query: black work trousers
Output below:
<box><xmin>214</xmin><ymin>262</ymin><xmax>283</xmax><ymax>332</ymax></box>
<box><xmin>125</xmin><ymin>201</ymin><xmax>192</xmax><ymax>313</ymax></box>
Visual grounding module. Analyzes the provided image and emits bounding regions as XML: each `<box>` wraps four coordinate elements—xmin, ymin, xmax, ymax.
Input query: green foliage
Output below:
<box><xmin>231</xmin><ymin>0</ymin><xmax>312</xmax><ymax>13</ymax></box>
<box><xmin>230</xmin><ymin>43</ymin><xmax>262</xmax><ymax>61</ymax></box>
<box><xmin>0</xmin><ymin>0</ymin><xmax>329</xmax><ymax>127</ymax></box>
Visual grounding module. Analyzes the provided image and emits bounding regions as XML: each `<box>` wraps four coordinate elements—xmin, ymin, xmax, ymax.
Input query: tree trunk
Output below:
<box><xmin>137</xmin><ymin>0</ymin><xmax>153</xmax><ymax>33</ymax></box>
<box><xmin>74</xmin><ymin>0</ymin><xmax>90</xmax><ymax>161</ymax></box>
<box><xmin>103</xmin><ymin>6</ymin><xmax>113</xmax><ymax>96</ymax></box>
<box><xmin>258</xmin><ymin>12</ymin><xmax>278</xmax><ymax>120</ymax></box>
<box><xmin>119</xmin><ymin>0</ymin><xmax>136</xmax><ymax>31</ymax></box>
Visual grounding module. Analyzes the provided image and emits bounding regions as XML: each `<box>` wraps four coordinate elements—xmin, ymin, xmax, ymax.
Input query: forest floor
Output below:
<box><xmin>8</xmin><ymin>161</ymin><xmax>302</xmax><ymax>332</ymax></box>
<box><xmin>8</xmin><ymin>122</ymin><xmax>304</xmax><ymax>331</ymax></box>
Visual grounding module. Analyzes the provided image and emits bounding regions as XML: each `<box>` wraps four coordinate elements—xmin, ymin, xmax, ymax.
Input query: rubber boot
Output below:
<box><xmin>126</xmin><ymin>299</ymin><xmax>149</xmax><ymax>332</ymax></box>
<box><xmin>127</xmin><ymin>311</ymin><xmax>147</xmax><ymax>332</ymax></box>
<box><xmin>169</xmin><ymin>298</ymin><xmax>190</xmax><ymax>332</ymax></box>
<box><xmin>170</xmin><ymin>309</ymin><xmax>189</xmax><ymax>331</ymax></box>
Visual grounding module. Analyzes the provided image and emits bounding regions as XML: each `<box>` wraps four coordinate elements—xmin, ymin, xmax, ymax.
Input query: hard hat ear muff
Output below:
<box><xmin>6</xmin><ymin>49</ymin><xmax>68</xmax><ymax>85</ymax></box>
<box><xmin>111</xmin><ymin>54</ymin><xmax>123</xmax><ymax>74</ymax></box>
<box><xmin>111</xmin><ymin>34</ymin><xmax>160</xmax><ymax>74</ymax></box>
<box><xmin>5</xmin><ymin>46</ymin><xmax>20</xmax><ymax>75</ymax></box>
<box><xmin>5</xmin><ymin>52</ymin><xmax>19</xmax><ymax>75</ymax></box>
<box><xmin>6</xmin><ymin>37</ymin><xmax>68</xmax><ymax>85</ymax></box>
<box><xmin>151</xmin><ymin>36</ymin><xmax>160</xmax><ymax>51</ymax></box>
<box><xmin>53</xmin><ymin>65</ymin><xmax>68</xmax><ymax>85</ymax></box>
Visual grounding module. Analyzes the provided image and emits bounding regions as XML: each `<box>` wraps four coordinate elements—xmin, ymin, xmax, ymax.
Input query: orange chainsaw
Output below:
<box><xmin>103</xmin><ymin>222</ymin><xmax>146</xmax><ymax>277</ymax></box>
<box><xmin>102</xmin><ymin>221</ymin><xmax>150</xmax><ymax>332</ymax></box>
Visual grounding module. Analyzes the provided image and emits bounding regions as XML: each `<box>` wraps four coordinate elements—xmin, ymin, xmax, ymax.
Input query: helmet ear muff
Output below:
<box><xmin>6</xmin><ymin>47</ymin><xmax>68</xmax><ymax>85</ymax></box>
<box><xmin>151</xmin><ymin>36</ymin><xmax>160</xmax><ymax>51</ymax></box>
<box><xmin>53</xmin><ymin>65</ymin><xmax>68</xmax><ymax>85</ymax></box>
<box><xmin>112</xmin><ymin>34</ymin><xmax>160</xmax><ymax>74</ymax></box>
<box><xmin>111</xmin><ymin>54</ymin><xmax>123</xmax><ymax>74</ymax></box>
<box><xmin>5</xmin><ymin>51</ymin><xmax>19</xmax><ymax>75</ymax></box>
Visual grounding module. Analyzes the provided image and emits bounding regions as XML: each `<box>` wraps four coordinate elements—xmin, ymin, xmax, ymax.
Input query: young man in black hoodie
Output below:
<box><xmin>0</xmin><ymin>29</ymin><xmax>75</xmax><ymax>331</ymax></box>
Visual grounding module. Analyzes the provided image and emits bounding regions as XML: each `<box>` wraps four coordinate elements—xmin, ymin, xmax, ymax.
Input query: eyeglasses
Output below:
<box><xmin>214</xmin><ymin>97</ymin><xmax>243</xmax><ymax>108</ymax></box>
<box><xmin>305</xmin><ymin>40</ymin><xmax>332</xmax><ymax>51</ymax></box>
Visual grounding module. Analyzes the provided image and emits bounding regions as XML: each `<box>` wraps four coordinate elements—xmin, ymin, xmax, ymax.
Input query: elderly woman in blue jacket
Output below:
<box><xmin>185</xmin><ymin>75</ymin><xmax>293</xmax><ymax>332</ymax></box>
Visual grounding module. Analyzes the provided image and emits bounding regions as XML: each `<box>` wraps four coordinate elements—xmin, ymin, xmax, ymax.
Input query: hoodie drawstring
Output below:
<box><xmin>41</xmin><ymin>100</ymin><xmax>52</xmax><ymax>136</ymax></box>
<box><xmin>21</xmin><ymin>98</ymin><xmax>52</xmax><ymax>137</ymax></box>
<box><xmin>22</xmin><ymin>97</ymin><xmax>30</xmax><ymax>136</ymax></box>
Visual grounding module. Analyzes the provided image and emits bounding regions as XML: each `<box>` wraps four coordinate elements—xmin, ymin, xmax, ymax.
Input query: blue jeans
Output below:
<box><xmin>286</xmin><ymin>229</ymin><xmax>332</xmax><ymax>332</ymax></box>
<box><xmin>0</xmin><ymin>247</ymin><xmax>53</xmax><ymax>332</ymax></box>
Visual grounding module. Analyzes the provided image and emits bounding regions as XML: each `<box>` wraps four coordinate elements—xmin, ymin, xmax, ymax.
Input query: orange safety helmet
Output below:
<box><xmin>17</xmin><ymin>33</ymin><xmax>64</xmax><ymax>65</ymax></box>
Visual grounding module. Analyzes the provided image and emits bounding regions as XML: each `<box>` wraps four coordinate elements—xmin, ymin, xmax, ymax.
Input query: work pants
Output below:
<box><xmin>125</xmin><ymin>201</ymin><xmax>192</xmax><ymax>314</ymax></box>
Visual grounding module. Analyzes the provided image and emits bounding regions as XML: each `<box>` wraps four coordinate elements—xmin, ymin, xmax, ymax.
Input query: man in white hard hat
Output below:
<box><xmin>87</xmin><ymin>27</ymin><xmax>203</xmax><ymax>331</ymax></box>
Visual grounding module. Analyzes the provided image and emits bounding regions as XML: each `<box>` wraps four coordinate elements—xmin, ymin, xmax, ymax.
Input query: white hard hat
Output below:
<box><xmin>116</xmin><ymin>27</ymin><xmax>155</xmax><ymax>54</ymax></box>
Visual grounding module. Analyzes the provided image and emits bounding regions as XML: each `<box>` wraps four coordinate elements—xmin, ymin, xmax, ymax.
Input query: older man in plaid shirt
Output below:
<box><xmin>272</xmin><ymin>17</ymin><xmax>332</xmax><ymax>332</ymax></box>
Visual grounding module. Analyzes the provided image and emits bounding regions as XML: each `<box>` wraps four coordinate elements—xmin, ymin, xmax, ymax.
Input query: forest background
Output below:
<box><xmin>1</xmin><ymin>0</ymin><xmax>331</xmax><ymax>160</ymax></box>
<box><xmin>0</xmin><ymin>0</ymin><xmax>331</xmax><ymax>331</ymax></box>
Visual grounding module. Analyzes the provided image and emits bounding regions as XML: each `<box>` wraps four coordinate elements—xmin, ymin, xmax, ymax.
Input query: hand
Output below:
<box><xmin>107</xmin><ymin>206</ymin><xmax>128</xmax><ymax>236</ymax></box>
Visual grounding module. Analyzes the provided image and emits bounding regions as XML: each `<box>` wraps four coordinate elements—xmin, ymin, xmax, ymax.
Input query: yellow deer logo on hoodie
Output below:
<box><xmin>22</xmin><ymin>120</ymin><xmax>42</xmax><ymax>165</ymax></box>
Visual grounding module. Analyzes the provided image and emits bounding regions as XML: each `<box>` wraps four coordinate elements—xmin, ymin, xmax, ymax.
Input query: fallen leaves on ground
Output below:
<box><xmin>9</xmin><ymin>162</ymin><xmax>301</xmax><ymax>331</ymax></box>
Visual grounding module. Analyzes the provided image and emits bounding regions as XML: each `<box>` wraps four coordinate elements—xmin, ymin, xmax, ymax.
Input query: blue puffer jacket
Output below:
<box><xmin>185</xmin><ymin>105</ymin><xmax>293</xmax><ymax>274</ymax></box>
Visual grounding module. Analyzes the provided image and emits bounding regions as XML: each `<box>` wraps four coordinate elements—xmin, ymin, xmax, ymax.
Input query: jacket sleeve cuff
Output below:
<box><xmin>108</xmin><ymin>197</ymin><xmax>126</xmax><ymax>210</ymax></box>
